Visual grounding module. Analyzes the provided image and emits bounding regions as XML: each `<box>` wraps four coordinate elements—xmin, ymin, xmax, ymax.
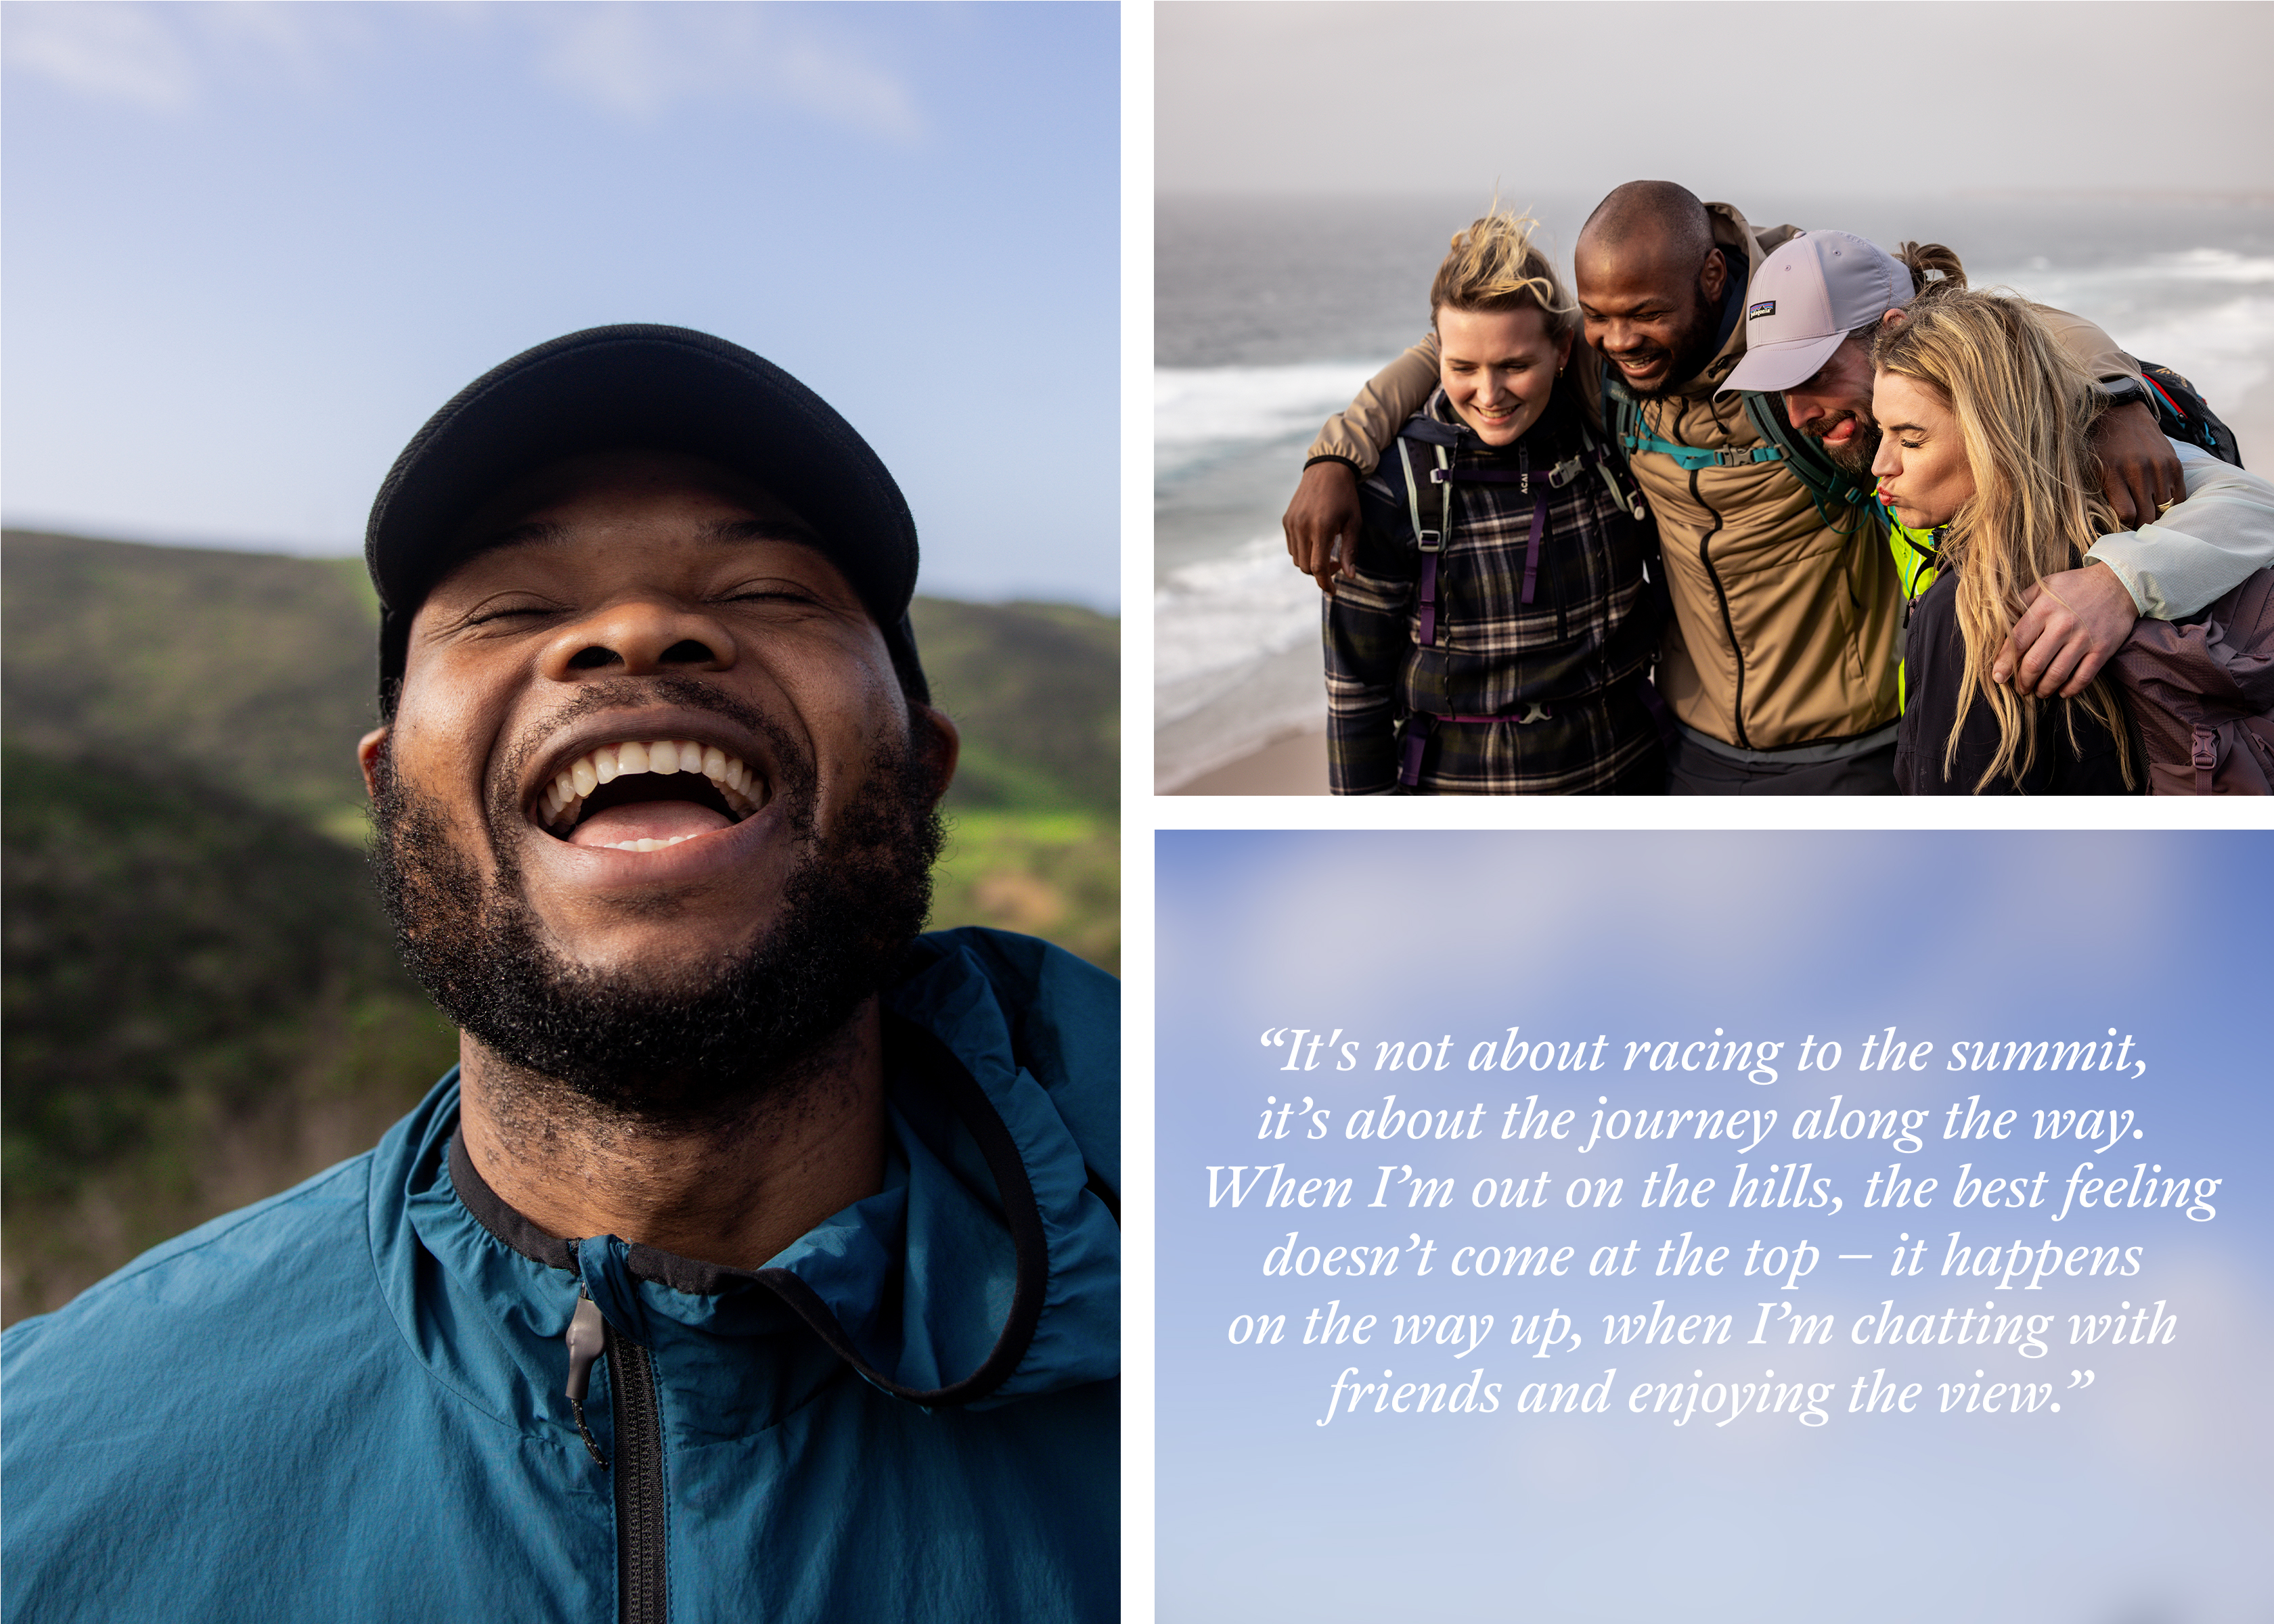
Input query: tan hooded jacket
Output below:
<box><xmin>1306</xmin><ymin>203</ymin><xmax>2142</xmax><ymax>754</ymax></box>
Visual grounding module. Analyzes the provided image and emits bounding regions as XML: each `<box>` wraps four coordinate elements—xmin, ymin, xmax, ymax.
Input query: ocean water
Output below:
<box><xmin>1153</xmin><ymin>191</ymin><xmax>2274</xmax><ymax>790</ymax></box>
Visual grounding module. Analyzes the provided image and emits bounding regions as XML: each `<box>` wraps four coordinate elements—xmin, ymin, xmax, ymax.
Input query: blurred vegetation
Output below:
<box><xmin>1</xmin><ymin>530</ymin><xmax>1117</xmax><ymax>1324</ymax></box>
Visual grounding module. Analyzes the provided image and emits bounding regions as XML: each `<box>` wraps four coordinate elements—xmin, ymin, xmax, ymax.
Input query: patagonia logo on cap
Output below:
<box><xmin>1747</xmin><ymin>300</ymin><xmax>1777</xmax><ymax>320</ymax></box>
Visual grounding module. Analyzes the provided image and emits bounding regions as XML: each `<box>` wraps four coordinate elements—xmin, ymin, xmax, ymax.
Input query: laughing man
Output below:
<box><xmin>0</xmin><ymin>326</ymin><xmax>1120</xmax><ymax>1621</ymax></box>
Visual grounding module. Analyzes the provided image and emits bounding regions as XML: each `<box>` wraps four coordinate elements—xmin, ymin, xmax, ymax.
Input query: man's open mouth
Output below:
<box><xmin>535</xmin><ymin>738</ymin><xmax>769</xmax><ymax>852</ymax></box>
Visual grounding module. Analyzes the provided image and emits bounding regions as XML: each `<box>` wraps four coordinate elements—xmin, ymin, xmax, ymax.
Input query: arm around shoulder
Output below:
<box><xmin>2036</xmin><ymin>304</ymin><xmax>2142</xmax><ymax>385</ymax></box>
<box><xmin>1306</xmin><ymin>334</ymin><xmax>1441</xmax><ymax>473</ymax></box>
<box><xmin>2087</xmin><ymin>442</ymin><xmax>2274</xmax><ymax>620</ymax></box>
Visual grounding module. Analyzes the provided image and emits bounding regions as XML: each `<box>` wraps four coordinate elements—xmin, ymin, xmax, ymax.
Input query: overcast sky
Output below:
<box><xmin>1158</xmin><ymin>1</ymin><xmax>2274</xmax><ymax>200</ymax></box>
<box><xmin>3</xmin><ymin>2</ymin><xmax>1119</xmax><ymax>608</ymax></box>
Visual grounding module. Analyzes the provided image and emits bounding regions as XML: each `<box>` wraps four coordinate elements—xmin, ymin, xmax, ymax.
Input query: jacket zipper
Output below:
<box><xmin>1688</xmin><ymin>464</ymin><xmax>1749</xmax><ymax>749</ymax></box>
<box><xmin>604</xmin><ymin>1322</ymin><xmax>669</xmax><ymax>1624</ymax></box>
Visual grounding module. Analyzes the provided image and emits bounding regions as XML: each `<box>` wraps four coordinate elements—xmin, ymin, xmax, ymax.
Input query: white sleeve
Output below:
<box><xmin>2086</xmin><ymin>439</ymin><xmax>2274</xmax><ymax>620</ymax></box>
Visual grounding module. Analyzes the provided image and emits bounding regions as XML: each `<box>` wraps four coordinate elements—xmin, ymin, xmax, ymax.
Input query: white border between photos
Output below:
<box><xmin>1147</xmin><ymin>794</ymin><xmax>2274</xmax><ymax>833</ymax></box>
<box><xmin>1119</xmin><ymin>1</ymin><xmax>1156</xmax><ymax>1617</ymax></box>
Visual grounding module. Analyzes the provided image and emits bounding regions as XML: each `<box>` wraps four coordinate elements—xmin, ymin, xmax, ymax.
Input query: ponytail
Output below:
<box><xmin>1895</xmin><ymin>241</ymin><xmax>1966</xmax><ymax>298</ymax></box>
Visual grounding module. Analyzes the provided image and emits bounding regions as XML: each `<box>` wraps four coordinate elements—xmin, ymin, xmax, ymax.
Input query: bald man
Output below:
<box><xmin>1283</xmin><ymin>183</ymin><xmax>2160</xmax><ymax>794</ymax></box>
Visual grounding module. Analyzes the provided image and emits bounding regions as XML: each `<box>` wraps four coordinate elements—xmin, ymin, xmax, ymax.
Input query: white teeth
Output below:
<box><xmin>603</xmin><ymin>834</ymin><xmax>698</xmax><ymax>853</ymax></box>
<box><xmin>533</xmin><ymin>738</ymin><xmax>766</xmax><ymax>834</ymax></box>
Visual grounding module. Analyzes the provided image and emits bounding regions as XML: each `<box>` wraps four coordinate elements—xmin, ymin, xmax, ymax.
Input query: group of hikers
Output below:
<box><xmin>1281</xmin><ymin>181</ymin><xmax>2274</xmax><ymax>794</ymax></box>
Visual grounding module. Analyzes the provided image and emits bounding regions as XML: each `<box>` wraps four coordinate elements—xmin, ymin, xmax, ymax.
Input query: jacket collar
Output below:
<box><xmin>365</xmin><ymin>935</ymin><xmax>1117</xmax><ymax>1440</ymax></box>
<box><xmin>1676</xmin><ymin>200</ymin><xmax>1773</xmax><ymax>401</ymax></box>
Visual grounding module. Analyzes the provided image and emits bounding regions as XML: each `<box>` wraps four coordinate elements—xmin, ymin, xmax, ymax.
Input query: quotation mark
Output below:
<box><xmin>1260</xmin><ymin>1029</ymin><xmax>1291</xmax><ymax>1047</ymax></box>
<box><xmin>2066</xmin><ymin>1370</ymin><xmax>2095</xmax><ymax>1389</ymax></box>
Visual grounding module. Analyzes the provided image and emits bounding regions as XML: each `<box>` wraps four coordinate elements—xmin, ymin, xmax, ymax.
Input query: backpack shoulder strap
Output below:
<box><xmin>1604</xmin><ymin>361</ymin><xmax>1781</xmax><ymax>474</ymax></box>
<box><xmin>1576</xmin><ymin>419</ymin><xmax>1648</xmax><ymax>522</ymax></box>
<box><xmin>1739</xmin><ymin>390</ymin><xmax>1886</xmax><ymax>536</ymax></box>
<box><xmin>1394</xmin><ymin>429</ymin><xmax>1452</xmax><ymax>650</ymax></box>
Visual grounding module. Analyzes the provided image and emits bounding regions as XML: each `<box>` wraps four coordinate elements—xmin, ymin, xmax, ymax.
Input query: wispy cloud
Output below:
<box><xmin>2</xmin><ymin>2</ymin><xmax>927</xmax><ymax>144</ymax></box>
<box><xmin>529</xmin><ymin>4</ymin><xmax>925</xmax><ymax>143</ymax></box>
<box><xmin>2</xmin><ymin>1</ymin><xmax>357</xmax><ymax>111</ymax></box>
<box><xmin>3</xmin><ymin>3</ymin><xmax>200</xmax><ymax>112</ymax></box>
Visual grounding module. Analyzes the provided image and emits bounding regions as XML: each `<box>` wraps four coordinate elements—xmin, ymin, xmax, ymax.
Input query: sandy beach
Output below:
<box><xmin>1163</xmin><ymin>727</ymin><xmax>1329</xmax><ymax>795</ymax></box>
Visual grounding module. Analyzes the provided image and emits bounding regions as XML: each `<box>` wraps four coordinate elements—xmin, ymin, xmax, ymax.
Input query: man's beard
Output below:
<box><xmin>370</xmin><ymin>681</ymin><xmax>944</xmax><ymax>1130</ymax></box>
<box><xmin>1618</xmin><ymin>272</ymin><xmax>1728</xmax><ymax>400</ymax></box>
<box><xmin>1817</xmin><ymin>415</ymin><xmax>1884</xmax><ymax>478</ymax></box>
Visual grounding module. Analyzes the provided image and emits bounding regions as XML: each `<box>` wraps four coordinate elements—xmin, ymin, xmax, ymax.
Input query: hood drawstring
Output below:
<box><xmin>566</xmin><ymin>1294</ymin><xmax>610</xmax><ymax>1469</ymax></box>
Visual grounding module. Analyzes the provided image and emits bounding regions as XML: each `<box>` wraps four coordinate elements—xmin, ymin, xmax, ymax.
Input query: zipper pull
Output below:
<box><xmin>566</xmin><ymin>1294</ymin><xmax>610</xmax><ymax>1470</ymax></box>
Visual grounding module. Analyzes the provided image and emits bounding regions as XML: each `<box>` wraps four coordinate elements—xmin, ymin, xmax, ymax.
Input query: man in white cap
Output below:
<box><xmin>1726</xmin><ymin>230</ymin><xmax>2272</xmax><ymax>702</ymax></box>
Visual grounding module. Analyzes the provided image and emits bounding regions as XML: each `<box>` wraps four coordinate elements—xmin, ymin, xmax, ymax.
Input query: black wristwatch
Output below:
<box><xmin>2095</xmin><ymin>376</ymin><xmax>2149</xmax><ymax>411</ymax></box>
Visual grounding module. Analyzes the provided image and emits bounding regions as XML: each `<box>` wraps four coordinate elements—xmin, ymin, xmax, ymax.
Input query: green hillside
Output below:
<box><xmin>3</xmin><ymin>529</ymin><xmax>1117</xmax><ymax>828</ymax></box>
<box><xmin>2</xmin><ymin>744</ymin><xmax>460</xmax><ymax>1321</ymax></box>
<box><xmin>1</xmin><ymin>529</ymin><xmax>1118</xmax><ymax>1324</ymax></box>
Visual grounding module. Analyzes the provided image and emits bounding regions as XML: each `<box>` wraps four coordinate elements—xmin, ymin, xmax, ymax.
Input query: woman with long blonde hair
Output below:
<box><xmin>1869</xmin><ymin>287</ymin><xmax>2141</xmax><ymax>793</ymax></box>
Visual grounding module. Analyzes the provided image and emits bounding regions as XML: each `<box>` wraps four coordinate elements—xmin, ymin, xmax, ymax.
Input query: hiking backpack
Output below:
<box><xmin>2134</xmin><ymin>361</ymin><xmax>2245</xmax><ymax>468</ymax></box>
<box><xmin>2110</xmin><ymin>567</ymin><xmax>2274</xmax><ymax>793</ymax></box>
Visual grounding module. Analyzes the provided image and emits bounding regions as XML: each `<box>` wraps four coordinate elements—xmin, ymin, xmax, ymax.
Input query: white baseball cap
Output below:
<box><xmin>1718</xmin><ymin>231</ymin><xmax>1909</xmax><ymax>395</ymax></box>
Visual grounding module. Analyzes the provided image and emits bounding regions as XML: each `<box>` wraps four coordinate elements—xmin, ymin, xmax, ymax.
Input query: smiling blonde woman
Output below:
<box><xmin>1322</xmin><ymin>205</ymin><xmax>1667</xmax><ymax>794</ymax></box>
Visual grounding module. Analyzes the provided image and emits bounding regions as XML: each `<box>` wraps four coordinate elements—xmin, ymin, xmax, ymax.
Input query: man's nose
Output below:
<box><xmin>540</xmin><ymin>597</ymin><xmax>736</xmax><ymax>679</ymax></box>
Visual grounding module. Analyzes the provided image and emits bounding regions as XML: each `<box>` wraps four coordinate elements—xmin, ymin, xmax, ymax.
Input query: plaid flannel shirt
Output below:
<box><xmin>1325</xmin><ymin>390</ymin><xmax>1666</xmax><ymax>794</ymax></box>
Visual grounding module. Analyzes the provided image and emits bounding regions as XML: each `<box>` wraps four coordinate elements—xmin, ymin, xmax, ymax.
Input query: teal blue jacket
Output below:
<box><xmin>1</xmin><ymin>929</ymin><xmax>1119</xmax><ymax>1621</ymax></box>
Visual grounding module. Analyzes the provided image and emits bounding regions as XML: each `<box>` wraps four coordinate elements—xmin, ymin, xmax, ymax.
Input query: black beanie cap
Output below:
<box><xmin>364</xmin><ymin>323</ymin><xmax>926</xmax><ymax>715</ymax></box>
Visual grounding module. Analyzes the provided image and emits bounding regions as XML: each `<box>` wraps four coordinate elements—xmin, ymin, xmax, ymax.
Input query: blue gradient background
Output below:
<box><xmin>1159</xmin><ymin>832</ymin><xmax>2272</xmax><ymax>1624</ymax></box>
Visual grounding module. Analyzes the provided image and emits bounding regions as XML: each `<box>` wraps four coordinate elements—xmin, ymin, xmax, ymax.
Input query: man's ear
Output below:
<box><xmin>910</xmin><ymin>704</ymin><xmax>960</xmax><ymax>807</ymax></box>
<box><xmin>1880</xmin><ymin>307</ymin><xmax>1907</xmax><ymax>328</ymax></box>
<box><xmin>357</xmin><ymin>725</ymin><xmax>391</xmax><ymax>800</ymax></box>
<box><xmin>1698</xmin><ymin>245</ymin><xmax>1729</xmax><ymax>304</ymax></box>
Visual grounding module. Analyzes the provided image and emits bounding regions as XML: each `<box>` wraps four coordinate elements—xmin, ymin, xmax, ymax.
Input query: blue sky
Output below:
<box><xmin>1</xmin><ymin>2</ymin><xmax>1119</xmax><ymax>608</ymax></box>
<box><xmin>1159</xmin><ymin>831</ymin><xmax>2273</xmax><ymax>1624</ymax></box>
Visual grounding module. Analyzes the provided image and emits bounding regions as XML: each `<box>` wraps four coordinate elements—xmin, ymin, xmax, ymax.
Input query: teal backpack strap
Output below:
<box><xmin>1606</xmin><ymin>361</ymin><xmax>1782</xmax><ymax>474</ymax></box>
<box><xmin>1624</xmin><ymin>424</ymin><xmax>1783</xmax><ymax>473</ymax></box>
